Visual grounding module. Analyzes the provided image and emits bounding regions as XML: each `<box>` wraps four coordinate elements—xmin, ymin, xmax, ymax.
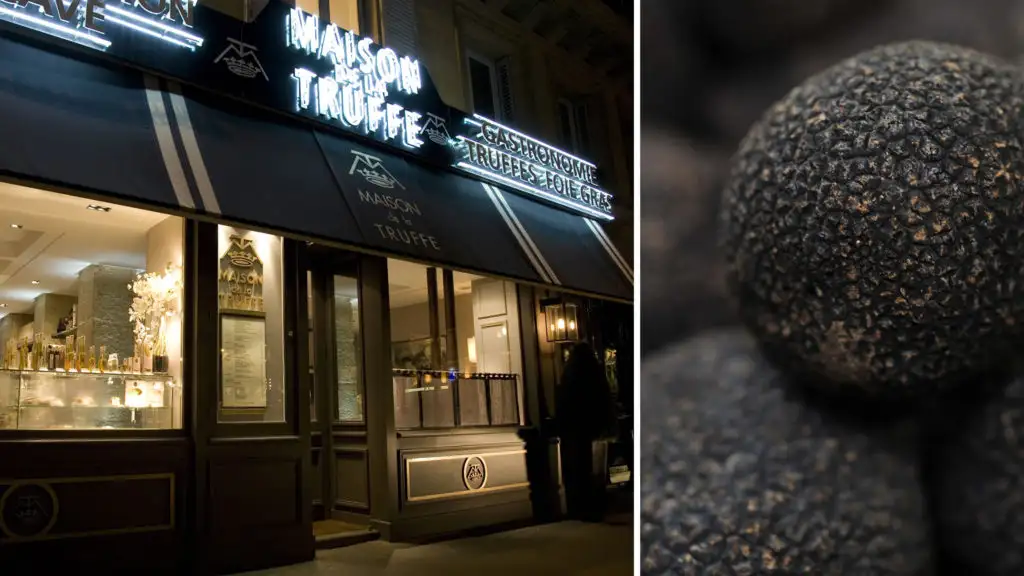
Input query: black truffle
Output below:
<box><xmin>720</xmin><ymin>41</ymin><xmax>1024</xmax><ymax>398</ymax></box>
<box><xmin>640</xmin><ymin>328</ymin><xmax>932</xmax><ymax>575</ymax></box>
<box><xmin>936</xmin><ymin>377</ymin><xmax>1024</xmax><ymax>575</ymax></box>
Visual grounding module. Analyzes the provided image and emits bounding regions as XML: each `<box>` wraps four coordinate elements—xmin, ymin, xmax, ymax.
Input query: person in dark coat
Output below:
<box><xmin>557</xmin><ymin>342</ymin><xmax>617</xmax><ymax>522</ymax></box>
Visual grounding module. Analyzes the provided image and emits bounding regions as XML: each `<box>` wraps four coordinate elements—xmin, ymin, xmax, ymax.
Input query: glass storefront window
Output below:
<box><xmin>216</xmin><ymin>226</ymin><xmax>285</xmax><ymax>423</ymax></box>
<box><xmin>0</xmin><ymin>183</ymin><xmax>184</xmax><ymax>430</ymax></box>
<box><xmin>388</xmin><ymin>258</ymin><xmax>523</xmax><ymax>429</ymax></box>
<box><xmin>333</xmin><ymin>275</ymin><xmax>363</xmax><ymax>422</ymax></box>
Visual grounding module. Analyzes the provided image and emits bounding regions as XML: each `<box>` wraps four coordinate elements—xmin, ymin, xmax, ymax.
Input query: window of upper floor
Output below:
<box><xmin>293</xmin><ymin>0</ymin><xmax>360</xmax><ymax>34</ymax></box>
<box><xmin>557</xmin><ymin>97</ymin><xmax>592</xmax><ymax>157</ymax></box>
<box><xmin>465</xmin><ymin>51</ymin><xmax>515</xmax><ymax>122</ymax></box>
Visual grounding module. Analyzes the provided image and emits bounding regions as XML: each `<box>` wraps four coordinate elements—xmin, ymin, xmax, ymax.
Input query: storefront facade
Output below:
<box><xmin>0</xmin><ymin>2</ymin><xmax>632</xmax><ymax>573</ymax></box>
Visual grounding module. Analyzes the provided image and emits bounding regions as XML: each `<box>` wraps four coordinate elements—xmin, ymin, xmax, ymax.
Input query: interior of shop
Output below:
<box><xmin>386</xmin><ymin>259</ymin><xmax>523</xmax><ymax>429</ymax></box>
<box><xmin>0</xmin><ymin>182</ymin><xmax>184</xmax><ymax>430</ymax></box>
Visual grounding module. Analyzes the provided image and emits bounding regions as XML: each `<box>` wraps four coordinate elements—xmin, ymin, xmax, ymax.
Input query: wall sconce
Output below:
<box><xmin>542</xmin><ymin>298</ymin><xmax>579</xmax><ymax>343</ymax></box>
<box><xmin>467</xmin><ymin>336</ymin><xmax>477</xmax><ymax>364</ymax></box>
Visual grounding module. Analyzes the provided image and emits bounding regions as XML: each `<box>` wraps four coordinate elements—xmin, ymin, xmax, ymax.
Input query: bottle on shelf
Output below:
<box><xmin>76</xmin><ymin>338</ymin><xmax>85</xmax><ymax>373</ymax></box>
<box><xmin>66</xmin><ymin>336</ymin><xmax>75</xmax><ymax>372</ymax></box>
<box><xmin>99</xmin><ymin>345</ymin><xmax>106</xmax><ymax>374</ymax></box>
<box><xmin>87</xmin><ymin>345</ymin><xmax>96</xmax><ymax>372</ymax></box>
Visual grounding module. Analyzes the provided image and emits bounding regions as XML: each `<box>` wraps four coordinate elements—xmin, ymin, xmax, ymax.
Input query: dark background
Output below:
<box><xmin>640</xmin><ymin>0</ymin><xmax>1024</xmax><ymax>355</ymax></box>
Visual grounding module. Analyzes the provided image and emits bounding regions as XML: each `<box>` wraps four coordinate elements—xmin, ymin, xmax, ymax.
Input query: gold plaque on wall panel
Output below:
<box><xmin>0</xmin><ymin>473</ymin><xmax>174</xmax><ymax>543</ymax></box>
<box><xmin>463</xmin><ymin>457</ymin><xmax>487</xmax><ymax>491</ymax></box>
<box><xmin>405</xmin><ymin>450</ymin><xmax>528</xmax><ymax>503</ymax></box>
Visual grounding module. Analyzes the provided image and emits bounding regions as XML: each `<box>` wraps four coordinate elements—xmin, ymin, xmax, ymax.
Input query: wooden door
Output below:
<box><xmin>307</xmin><ymin>248</ymin><xmax>371</xmax><ymax>528</ymax></box>
<box><xmin>193</xmin><ymin>224</ymin><xmax>313</xmax><ymax>574</ymax></box>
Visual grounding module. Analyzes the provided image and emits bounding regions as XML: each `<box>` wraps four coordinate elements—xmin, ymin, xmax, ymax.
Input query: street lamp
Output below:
<box><xmin>542</xmin><ymin>298</ymin><xmax>580</xmax><ymax>343</ymax></box>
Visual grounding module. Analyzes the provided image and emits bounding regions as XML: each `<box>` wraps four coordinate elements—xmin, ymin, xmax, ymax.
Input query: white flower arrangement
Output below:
<box><xmin>128</xmin><ymin>263</ymin><xmax>183</xmax><ymax>357</ymax></box>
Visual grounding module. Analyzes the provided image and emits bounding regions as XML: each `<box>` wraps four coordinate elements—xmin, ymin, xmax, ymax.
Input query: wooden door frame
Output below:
<box><xmin>304</xmin><ymin>245</ymin><xmax>369</xmax><ymax>524</ymax></box>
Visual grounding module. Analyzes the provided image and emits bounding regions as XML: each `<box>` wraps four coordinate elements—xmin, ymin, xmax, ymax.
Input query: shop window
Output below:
<box><xmin>217</xmin><ymin>226</ymin><xmax>285</xmax><ymax>423</ymax></box>
<box><xmin>333</xmin><ymin>275</ymin><xmax>363</xmax><ymax>422</ymax></box>
<box><xmin>0</xmin><ymin>183</ymin><xmax>184</xmax><ymax>430</ymax></box>
<box><xmin>557</xmin><ymin>97</ymin><xmax>591</xmax><ymax>156</ymax></box>
<box><xmin>388</xmin><ymin>259</ymin><xmax>523</xmax><ymax>429</ymax></box>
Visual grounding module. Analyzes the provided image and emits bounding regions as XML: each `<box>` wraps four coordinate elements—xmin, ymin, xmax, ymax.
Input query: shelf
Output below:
<box><xmin>51</xmin><ymin>325</ymin><xmax>80</xmax><ymax>339</ymax></box>
<box><xmin>0</xmin><ymin>369</ymin><xmax>174</xmax><ymax>381</ymax></box>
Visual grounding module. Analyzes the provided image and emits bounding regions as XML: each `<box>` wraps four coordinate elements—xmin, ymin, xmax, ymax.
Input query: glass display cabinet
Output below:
<box><xmin>0</xmin><ymin>369</ymin><xmax>180</xmax><ymax>430</ymax></box>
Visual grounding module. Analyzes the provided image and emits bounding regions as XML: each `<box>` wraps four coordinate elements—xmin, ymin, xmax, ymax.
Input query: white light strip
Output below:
<box><xmin>469</xmin><ymin>114</ymin><xmax>597</xmax><ymax>168</ymax></box>
<box><xmin>486</xmin><ymin>184</ymin><xmax>561</xmax><ymax>284</ymax></box>
<box><xmin>104</xmin><ymin>14</ymin><xmax>195</xmax><ymax>49</ymax></box>
<box><xmin>456</xmin><ymin>162</ymin><xmax>614</xmax><ymax>221</ymax></box>
<box><xmin>0</xmin><ymin>6</ymin><xmax>111</xmax><ymax>48</ymax></box>
<box><xmin>456</xmin><ymin>135</ymin><xmax>612</xmax><ymax>197</ymax></box>
<box><xmin>585</xmin><ymin>218</ymin><xmax>633</xmax><ymax>283</ymax></box>
<box><xmin>481</xmin><ymin>184</ymin><xmax>554</xmax><ymax>284</ymax></box>
<box><xmin>105</xmin><ymin>5</ymin><xmax>204</xmax><ymax>46</ymax></box>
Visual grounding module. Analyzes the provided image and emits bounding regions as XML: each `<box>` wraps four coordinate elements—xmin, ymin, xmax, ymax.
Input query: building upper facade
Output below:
<box><xmin>409</xmin><ymin>0</ymin><xmax>634</xmax><ymax>260</ymax></box>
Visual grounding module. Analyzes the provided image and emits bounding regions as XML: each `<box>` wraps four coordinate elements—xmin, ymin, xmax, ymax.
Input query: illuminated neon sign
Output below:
<box><xmin>285</xmin><ymin>8</ymin><xmax>425</xmax><ymax>149</ymax></box>
<box><xmin>0</xmin><ymin>0</ymin><xmax>203</xmax><ymax>51</ymax></box>
<box><xmin>454</xmin><ymin>115</ymin><xmax>614</xmax><ymax>220</ymax></box>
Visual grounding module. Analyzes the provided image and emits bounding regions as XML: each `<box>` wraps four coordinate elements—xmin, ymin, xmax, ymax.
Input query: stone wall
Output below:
<box><xmin>76</xmin><ymin>265</ymin><xmax>138</xmax><ymax>361</ymax></box>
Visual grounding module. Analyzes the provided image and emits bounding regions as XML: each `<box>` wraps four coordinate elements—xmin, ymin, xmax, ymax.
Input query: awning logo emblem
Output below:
<box><xmin>349</xmin><ymin>150</ymin><xmax>404</xmax><ymax>190</ymax></box>
<box><xmin>214</xmin><ymin>38</ymin><xmax>268</xmax><ymax>81</ymax></box>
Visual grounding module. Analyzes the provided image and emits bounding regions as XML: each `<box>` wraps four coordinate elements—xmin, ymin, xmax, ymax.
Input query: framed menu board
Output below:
<box><xmin>220</xmin><ymin>313</ymin><xmax>268</xmax><ymax>409</ymax></box>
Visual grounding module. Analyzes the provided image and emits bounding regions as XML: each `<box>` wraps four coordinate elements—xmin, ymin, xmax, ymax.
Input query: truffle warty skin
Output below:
<box><xmin>719</xmin><ymin>41</ymin><xmax>1024</xmax><ymax>399</ymax></box>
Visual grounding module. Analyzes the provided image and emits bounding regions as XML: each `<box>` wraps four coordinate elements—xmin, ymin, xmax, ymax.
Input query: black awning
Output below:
<box><xmin>314</xmin><ymin>135</ymin><xmax>543</xmax><ymax>283</ymax></box>
<box><xmin>0</xmin><ymin>35</ymin><xmax>187</xmax><ymax>210</ymax></box>
<box><xmin>167</xmin><ymin>81</ymin><xmax>365</xmax><ymax>247</ymax></box>
<box><xmin>483</xmin><ymin>183</ymin><xmax>634</xmax><ymax>301</ymax></box>
<box><xmin>0</xmin><ymin>36</ymin><xmax>630</xmax><ymax>299</ymax></box>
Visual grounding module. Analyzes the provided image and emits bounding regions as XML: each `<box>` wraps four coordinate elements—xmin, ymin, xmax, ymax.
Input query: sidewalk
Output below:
<box><xmin>242</xmin><ymin>520</ymin><xmax>633</xmax><ymax>576</ymax></box>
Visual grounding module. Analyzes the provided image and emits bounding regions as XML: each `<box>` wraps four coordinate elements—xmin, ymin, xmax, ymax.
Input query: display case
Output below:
<box><xmin>0</xmin><ymin>369</ymin><xmax>180</xmax><ymax>430</ymax></box>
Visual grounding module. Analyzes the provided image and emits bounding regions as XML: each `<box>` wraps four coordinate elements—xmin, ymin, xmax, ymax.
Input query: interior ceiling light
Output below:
<box><xmin>10</xmin><ymin>224</ymin><xmax>22</xmax><ymax>229</ymax></box>
<box><xmin>0</xmin><ymin>304</ymin><xmax>7</xmax><ymax>308</ymax></box>
<box><xmin>31</xmin><ymin>280</ymin><xmax>40</xmax><ymax>285</ymax></box>
<box><xmin>87</xmin><ymin>204</ymin><xmax>112</xmax><ymax>212</ymax></box>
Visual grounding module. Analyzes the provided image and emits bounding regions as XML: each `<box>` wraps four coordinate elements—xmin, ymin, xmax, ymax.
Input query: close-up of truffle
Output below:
<box><xmin>934</xmin><ymin>377</ymin><xmax>1024</xmax><ymax>575</ymax></box>
<box><xmin>640</xmin><ymin>328</ymin><xmax>932</xmax><ymax>575</ymax></box>
<box><xmin>719</xmin><ymin>41</ymin><xmax>1024</xmax><ymax>399</ymax></box>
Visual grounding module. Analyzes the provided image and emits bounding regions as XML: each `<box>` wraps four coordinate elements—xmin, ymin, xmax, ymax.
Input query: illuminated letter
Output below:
<box><xmin>292</xmin><ymin>68</ymin><xmax>318</xmax><ymax>111</ymax></box>
<box><xmin>16</xmin><ymin>0</ymin><xmax>55</xmax><ymax>17</ymax></box>
<box><xmin>357</xmin><ymin>37</ymin><xmax>374</xmax><ymax>74</ymax></box>
<box><xmin>403</xmin><ymin>111</ymin><xmax>424</xmax><ymax>148</ymax></box>
<box><xmin>84</xmin><ymin>0</ymin><xmax>105</xmax><ymax>33</ymax></box>
<box><xmin>341</xmin><ymin>85</ymin><xmax>366</xmax><ymax>128</ymax></box>
<box><xmin>169</xmin><ymin>0</ymin><xmax>194</xmax><ymax>27</ymax></box>
<box><xmin>286</xmin><ymin>8</ymin><xmax>319</xmax><ymax>55</ymax></box>
<box><xmin>375</xmin><ymin>48</ymin><xmax>400</xmax><ymax>85</ymax></box>
<box><xmin>135</xmin><ymin>0</ymin><xmax>166</xmax><ymax>15</ymax></box>
<box><xmin>55</xmin><ymin>0</ymin><xmax>81</xmax><ymax>22</ymax></box>
<box><xmin>366</xmin><ymin>96</ymin><xmax>385</xmax><ymax>134</ymax></box>
<box><xmin>343</xmin><ymin>31</ymin><xmax>358</xmax><ymax>68</ymax></box>
<box><xmin>316</xmin><ymin>76</ymin><xmax>342</xmax><ymax>120</ymax></box>
<box><xmin>319</xmin><ymin>23</ymin><xmax>344</xmax><ymax>64</ymax></box>
<box><xmin>385</xmin><ymin>103</ymin><xmax>403</xmax><ymax>141</ymax></box>
<box><xmin>399</xmin><ymin>57</ymin><xmax>421</xmax><ymax>95</ymax></box>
